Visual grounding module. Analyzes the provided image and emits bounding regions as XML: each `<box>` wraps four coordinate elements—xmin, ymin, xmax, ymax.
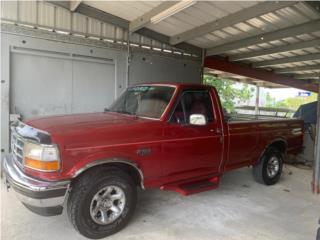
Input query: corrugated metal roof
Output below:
<box><xmin>82</xmin><ymin>1</ymin><xmax>320</xmax><ymax>81</ymax></box>
<box><xmin>84</xmin><ymin>1</ymin><xmax>162</xmax><ymax>21</ymax></box>
<box><xmin>1</xmin><ymin>1</ymin><xmax>319</xmax><ymax>84</ymax></box>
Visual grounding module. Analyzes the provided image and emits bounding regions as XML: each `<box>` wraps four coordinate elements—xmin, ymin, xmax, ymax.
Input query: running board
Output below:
<box><xmin>160</xmin><ymin>176</ymin><xmax>220</xmax><ymax>196</ymax></box>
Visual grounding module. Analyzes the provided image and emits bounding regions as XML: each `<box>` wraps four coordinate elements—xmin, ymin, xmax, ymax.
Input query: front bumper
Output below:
<box><xmin>2</xmin><ymin>154</ymin><xmax>70</xmax><ymax>216</ymax></box>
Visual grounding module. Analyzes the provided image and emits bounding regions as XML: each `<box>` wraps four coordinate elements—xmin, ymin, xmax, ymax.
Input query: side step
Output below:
<box><xmin>160</xmin><ymin>176</ymin><xmax>220</xmax><ymax>196</ymax></box>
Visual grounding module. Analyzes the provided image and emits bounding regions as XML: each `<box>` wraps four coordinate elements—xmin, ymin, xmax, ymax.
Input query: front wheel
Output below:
<box><xmin>253</xmin><ymin>147</ymin><xmax>283</xmax><ymax>185</ymax></box>
<box><xmin>67</xmin><ymin>167</ymin><xmax>137</xmax><ymax>239</ymax></box>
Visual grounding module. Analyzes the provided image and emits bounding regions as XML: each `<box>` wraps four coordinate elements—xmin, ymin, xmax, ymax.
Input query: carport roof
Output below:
<box><xmin>50</xmin><ymin>1</ymin><xmax>320</xmax><ymax>90</ymax></box>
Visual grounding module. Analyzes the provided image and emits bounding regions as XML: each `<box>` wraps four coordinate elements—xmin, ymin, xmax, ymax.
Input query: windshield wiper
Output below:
<box><xmin>105</xmin><ymin>108</ymin><xmax>137</xmax><ymax>117</ymax></box>
<box><xmin>115</xmin><ymin>110</ymin><xmax>133</xmax><ymax>115</ymax></box>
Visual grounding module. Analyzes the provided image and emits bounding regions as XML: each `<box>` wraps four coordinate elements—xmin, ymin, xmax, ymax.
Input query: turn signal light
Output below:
<box><xmin>25</xmin><ymin>157</ymin><xmax>60</xmax><ymax>171</ymax></box>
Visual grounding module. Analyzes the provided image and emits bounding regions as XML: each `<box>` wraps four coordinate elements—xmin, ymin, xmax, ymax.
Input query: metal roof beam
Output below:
<box><xmin>253</xmin><ymin>53</ymin><xmax>320</xmax><ymax>68</ymax></box>
<box><xmin>76</xmin><ymin>3</ymin><xmax>129</xmax><ymax>29</ymax></box>
<box><xmin>170</xmin><ymin>1</ymin><xmax>296</xmax><ymax>45</ymax></box>
<box><xmin>295</xmin><ymin>73</ymin><xmax>320</xmax><ymax>79</ymax></box>
<box><xmin>70</xmin><ymin>1</ymin><xmax>82</xmax><ymax>12</ymax></box>
<box><xmin>48</xmin><ymin>1</ymin><xmax>129</xmax><ymax>28</ymax></box>
<box><xmin>129</xmin><ymin>2</ymin><xmax>183</xmax><ymax>33</ymax></box>
<box><xmin>230</xmin><ymin>39</ymin><xmax>320</xmax><ymax>61</ymax></box>
<box><xmin>304</xmin><ymin>1</ymin><xmax>320</xmax><ymax>16</ymax></box>
<box><xmin>204</xmin><ymin>56</ymin><xmax>318</xmax><ymax>92</ymax></box>
<box><xmin>275</xmin><ymin>64</ymin><xmax>320</xmax><ymax>74</ymax></box>
<box><xmin>207</xmin><ymin>19</ymin><xmax>320</xmax><ymax>56</ymax></box>
<box><xmin>48</xmin><ymin>1</ymin><xmax>69</xmax><ymax>9</ymax></box>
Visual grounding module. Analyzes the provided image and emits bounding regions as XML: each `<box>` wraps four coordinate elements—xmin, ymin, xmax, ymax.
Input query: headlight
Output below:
<box><xmin>24</xmin><ymin>142</ymin><xmax>60</xmax><ymax>172</ymax></box>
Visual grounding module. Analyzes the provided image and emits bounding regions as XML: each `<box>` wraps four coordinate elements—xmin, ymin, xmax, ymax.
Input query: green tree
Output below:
<box><xmin>275</xmin><ymin>93</ymin><xmax>317</xmax><ymax>110</ymax></box>
<box><xmin>264</xmin><ymin>92</ymin><xmax>317</xmax><ymax>110</ymax></box>
<box><xmin>203</xmin><ymin>74</ymin><xmax>254</xmax><ymax>112</ymax></box>
<box><xmin>265</xmin><ymin>92</ymin><xmax>276</xmax><ymax>108</ymax></box>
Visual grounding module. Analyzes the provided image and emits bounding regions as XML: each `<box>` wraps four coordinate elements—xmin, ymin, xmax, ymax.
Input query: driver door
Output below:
<box><xmin>161</xmin><ymin>89</ymin><xmax>224</xmax><ymax>183</ymax></box>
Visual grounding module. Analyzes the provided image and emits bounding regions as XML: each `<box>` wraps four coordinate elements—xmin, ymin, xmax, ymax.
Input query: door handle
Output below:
<box><xmin>210</xmin><ymin>128</ymin><xmax>224</xmax><ymax>144</ymax></box>
<box><xmin>210</xmin><ymin>128</ymin><xmax>222</xmax><ymax>134</ymax></box>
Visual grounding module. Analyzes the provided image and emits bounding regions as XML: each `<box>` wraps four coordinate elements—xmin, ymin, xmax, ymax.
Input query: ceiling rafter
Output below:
<box><xmin>295</xmin><ymin>72</ymin><xmax>320</xmax><ymax>79</ymax></box>
<box><xmin>230</xmin><ymin>39</ymin><xmax>320</xmax><ymax>61</ymax></box>
<box><xmin>253</xmin><ymin>53</ymin><xmax>320</xmax><ymax>68</ymax></box>
<box><xmin>275</xmin><ymin>64</ymin><xmax>320</xmax><ymax>74</ymax></box>
<box><xmin>129</xmin><ymin>1</ymin><xmax>195</xmax><ymax>33</ymax></box>
<box><xmin>70</xmin><ymin>1</ymin><xmax>81</xmax><ymax>11</ymax></box>
<box><xmin>170</xmin><ymin>1</ymin><xmax>296</xmax><ymax>45</ymax></box>
<box><xmin>206</xmin><ymin>19</ymin><xmax>320</xmax><ymax>56</ymax></box>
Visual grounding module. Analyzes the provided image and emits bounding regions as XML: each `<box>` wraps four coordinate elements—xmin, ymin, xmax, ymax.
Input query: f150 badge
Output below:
<box><xmin>137</xmin><ymin>148</ymin><xmax>152</xmax><ymax>157</ymax></box>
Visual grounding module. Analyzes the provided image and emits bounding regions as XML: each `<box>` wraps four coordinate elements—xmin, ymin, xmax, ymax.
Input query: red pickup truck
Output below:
<box><xmin>3</xmin><ymin>83</ymin><xmax>303</xmax><ymax>239</ymax></box>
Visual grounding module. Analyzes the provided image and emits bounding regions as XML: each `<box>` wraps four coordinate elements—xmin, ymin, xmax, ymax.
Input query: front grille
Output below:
<box><xmin>11</xmin><ymin>130</ymin><xmax>25</xmax><ymax>165</ymax></box>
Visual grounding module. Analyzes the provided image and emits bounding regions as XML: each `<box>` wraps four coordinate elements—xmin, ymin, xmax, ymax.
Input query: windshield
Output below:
<box><xmin>108</xmin><ymin>85</ymin><xmax>175</xmax><ymax>119</ymax></box>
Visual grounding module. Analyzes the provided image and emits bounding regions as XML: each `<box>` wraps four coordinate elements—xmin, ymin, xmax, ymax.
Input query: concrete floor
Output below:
<box><xmin>1</xmin><ymin>164</ymin><xmax>320</xmax><ymax>240</ymax></box>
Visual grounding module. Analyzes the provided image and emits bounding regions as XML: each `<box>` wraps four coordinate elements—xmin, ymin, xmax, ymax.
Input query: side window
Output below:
<box><xmin>170</xmin><ymin>91</ymin><xmax>214</xmax><ymax>124</ymax></box>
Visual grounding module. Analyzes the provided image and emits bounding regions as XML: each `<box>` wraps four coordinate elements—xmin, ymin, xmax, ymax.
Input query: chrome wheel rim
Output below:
<box><xmin>90</xmin><ymin>185</ymin><xmax>126</xmax><ymax>225</ymax></box>
<box><xmin>267</xmin><ymin>156</ymin><xmax>280</xmax><ymax>178</ymax></box>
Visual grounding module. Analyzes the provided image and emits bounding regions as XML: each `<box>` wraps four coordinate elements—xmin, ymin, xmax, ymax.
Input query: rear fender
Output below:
<box><xmin>256</xmin><ymin>138</ymin><xmax>287</xmax><ymax>165</ymax></box>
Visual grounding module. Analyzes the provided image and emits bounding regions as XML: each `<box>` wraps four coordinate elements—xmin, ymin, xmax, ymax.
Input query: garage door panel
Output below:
<box><xmin>72</xmin><ymin>60</ymin><xmax>115</xmax><ymax>113</ymax></box>
<box><xmin>11</xmin><ymin>52</ymin><xmax>73</xmax><ymax>119</ymax></box>
<box><xmin>11</xmin><ymin>51</ymin><xmax>116</xmax><ymax>120</ymax></box>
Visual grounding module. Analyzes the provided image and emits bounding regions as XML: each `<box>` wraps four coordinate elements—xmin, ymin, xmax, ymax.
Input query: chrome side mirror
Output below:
<box><xmin>189</xmin><ymin>114</ymin><xmax>207</xmax><ymax>126</ymax></box>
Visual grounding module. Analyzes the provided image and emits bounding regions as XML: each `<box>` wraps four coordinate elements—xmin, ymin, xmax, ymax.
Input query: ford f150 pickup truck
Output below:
<box><xmin>3</xmin><ymin>83</ymin><xmax>304</xmax><ymax>239</ymax></box>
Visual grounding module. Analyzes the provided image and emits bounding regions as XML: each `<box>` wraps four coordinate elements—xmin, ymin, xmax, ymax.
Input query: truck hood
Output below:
<box><xmin>26</xmin><ymin>112</ymin><xmax>144</xmax><ymax>133</ymax></box>
<box><xmin>25</xmin><ymin>112</ymin><xmax>160</xmax><ymax>148</ymax></box>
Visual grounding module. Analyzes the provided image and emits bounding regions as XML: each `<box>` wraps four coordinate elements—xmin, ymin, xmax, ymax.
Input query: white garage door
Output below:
<box><xmin>10</xmin><ymin>50</ymin><xmax>115</xmax><ymax>119</ymax></box>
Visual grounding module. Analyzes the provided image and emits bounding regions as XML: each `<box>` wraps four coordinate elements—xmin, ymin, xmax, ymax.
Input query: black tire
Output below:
<box><xmin>317</xmin><ymin>227</ymin><xmax>320</xmax><ymax>240</ymax></box>
<box><xmin>253</xmin><ymin>147</ymin><xmax>283</xmax><ymax>185</ymax></box>
<box><xmin>67</xmin><ymin>167</ymin><xmax>137</xmax><ymax>239</ymax></box>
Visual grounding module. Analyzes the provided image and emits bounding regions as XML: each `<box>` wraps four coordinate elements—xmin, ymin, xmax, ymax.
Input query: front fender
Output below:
<box><xmin>65</xmin><ymin>150</ymin><xmax>144</xmax><ymax>188</ymax></box>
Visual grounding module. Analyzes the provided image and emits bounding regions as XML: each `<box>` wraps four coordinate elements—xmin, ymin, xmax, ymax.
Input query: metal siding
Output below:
<box><xmin>19</xmin><ymin>1</ymin><xmax>37</xmax><ymax>24</ymax></box>
<box><xmin>72</xmin><ymin>12</ymin><xmax>87</xmax><ymax>34</ymax></box>
<box><xmin>37</xmin><ymin>1</ymin><xmax>55</xmax><ymax>27</ymax></box>
<box><xmin>88</xmin><ymin>17</ymin><xmax>101</xmax><ymax>36</ymax></box>
<box><xmin>129</xmin><ymin>51</ymin><xmax>201</xmax><ymax>86</ymax></box>
<box><xmin>101</xmin><ymin>22</ymin><xmax>116</xmax><ymax>40</ymax></box>
<box><xmin>55</xmin><ymin>6</ymin><xmax>71</xmax><ymax>30</ymax></box>
<box><xmin>1</xmin><ymin>0</ymin><xmax>18</xmax><ymax>21</ymax></box>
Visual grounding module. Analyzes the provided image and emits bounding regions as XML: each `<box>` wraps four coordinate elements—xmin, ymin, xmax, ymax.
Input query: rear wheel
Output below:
<box><xmin>67</xmin><ymin>167</ymin><xmax>137</xmax><ymax>239</ymax></box>
<box><xmin>253</xmin><ymin>147</ymin><xmax>283</xmax><ymax>185</ymax></box>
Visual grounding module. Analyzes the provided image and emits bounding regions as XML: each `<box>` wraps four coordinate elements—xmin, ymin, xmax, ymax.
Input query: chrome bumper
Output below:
<box><xmin>2</xmin><ymin>154</ymin><xmax>70</xmax><ymax>216</ymax></box>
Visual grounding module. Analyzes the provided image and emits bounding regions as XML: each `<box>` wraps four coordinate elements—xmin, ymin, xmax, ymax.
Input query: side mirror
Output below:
<box><xmin>189</xmin><ymin>114</ymin><xmax>207</xmax><ymax>126</ymax></box>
